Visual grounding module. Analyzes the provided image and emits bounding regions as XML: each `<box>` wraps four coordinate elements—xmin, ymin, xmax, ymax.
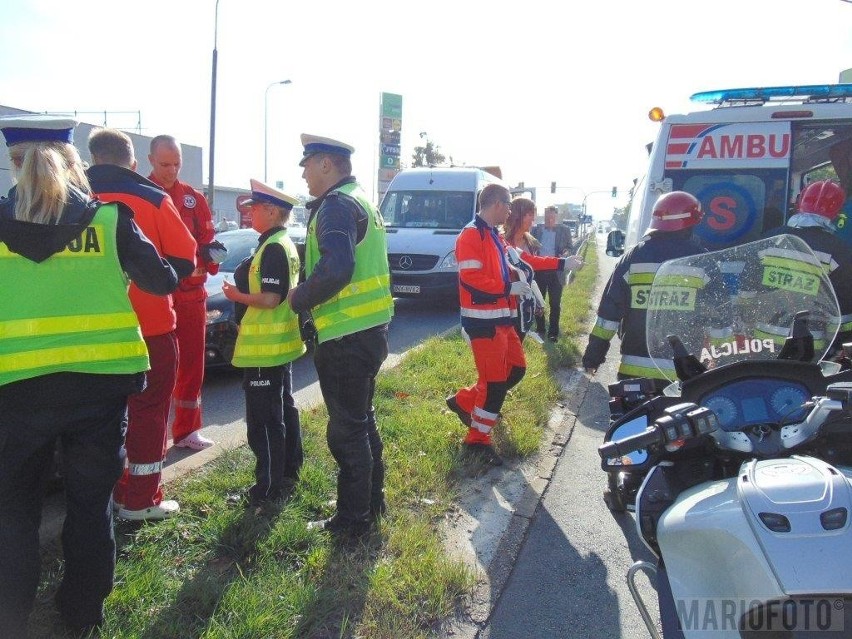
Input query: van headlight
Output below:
<box><xmin>438</xmin><ymin>251</ymin><xmax>458</xmax><ymax>271</ymax></box>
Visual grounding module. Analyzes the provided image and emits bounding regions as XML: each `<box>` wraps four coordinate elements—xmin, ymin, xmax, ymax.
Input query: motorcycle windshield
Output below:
<box><xmin>646</xmin><ymin>234</ymin><xmax>841</xmax><ymax>382</ymax></box>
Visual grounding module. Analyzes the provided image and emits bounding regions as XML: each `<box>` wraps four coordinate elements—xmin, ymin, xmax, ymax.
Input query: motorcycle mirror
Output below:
<box><xmin>777</xmin><ymin>310</ymin><xmax>814</xmax><ymax>362</ymax></box>
<box><xmin>667</xmin><ymin>334</ymin><xmax>707</xmax><ymax>381</ymax></box>
<box><xmin>827</xmin><ymin>382</ymin><xmax>852</xmax><ymax>408</ymax></box>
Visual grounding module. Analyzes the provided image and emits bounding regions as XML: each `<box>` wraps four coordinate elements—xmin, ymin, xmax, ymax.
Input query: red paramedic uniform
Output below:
<box><xmin>149</xmin><ymin>175</ymin><xmax>218</xmax><ymax>444</ymax></box>
<box><xmin>89</xmin><ymin>166</ymin><xmax>197</xmax><ymax>509</ymax></box>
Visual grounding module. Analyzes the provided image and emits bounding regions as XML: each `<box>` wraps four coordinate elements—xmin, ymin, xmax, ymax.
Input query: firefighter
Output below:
<box><xmin>445</xmin><ymin>184</ymin><xmax>534</xmax><ymax>466</ymax></box>
<box><xmin>762</xmin><ymin>179</ymin><xmax>852</xmax><ymax>352</ymax></box>
<box><xmin>222</xmin><ymin>180</ymin><xmax>306</xmax><ymax>507</ymax></box>
<box><xmin>582</xmin><ymin>191</ymin><xmax>708</xmax><ymax>388</ymax></box>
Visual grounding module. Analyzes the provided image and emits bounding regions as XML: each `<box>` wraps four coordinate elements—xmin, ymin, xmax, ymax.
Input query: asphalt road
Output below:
<box><xmin>480</xmin><ymin>245</ymin><xmax>661</xmax><ymax>639</ymax></box>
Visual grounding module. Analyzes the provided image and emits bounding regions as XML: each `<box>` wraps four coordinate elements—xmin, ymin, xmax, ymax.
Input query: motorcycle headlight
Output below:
<box><xmin>438</xmin><ymin>250</ymin><xmax>458</xmax><ymax>271</ymax></box>
<box><xmin>206</xmin><ymin>309</ymin><xmax>223</xmax><ymax>324</ymax></box>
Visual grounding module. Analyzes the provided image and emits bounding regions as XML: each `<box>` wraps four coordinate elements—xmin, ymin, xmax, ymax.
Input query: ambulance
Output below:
<box><xmin>379</xmin><ymin>166</ymin><xmax>506</xmax><ymax>300</ymax></box>
<box><xmin>624</xmin><ymin>84</ymin><xmax>852</xmax><ymax>251</ymax></box>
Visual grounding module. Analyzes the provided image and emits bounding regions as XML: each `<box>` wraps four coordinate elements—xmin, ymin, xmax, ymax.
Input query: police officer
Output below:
<box><xmin>223</xmin><ymin>179</ymin><xmax>306</xmax><ymax>507</ymax></box>
<box><xmin>0</xmin><ymin>115</ymin><xmax>177</xmax><ymax>636</ymax></box>
<box><xmin>763</xmin><ymin>180</ymin><xmax>852</xmax><ymax>352</ymax></box>
<box><xmin>582</xmin><ymin>191</ymin><xmax>707</xmax><ymax>388</ymax></box>
<box><xmin>287</xmin><ymin>134</ymin><xmax>394</xmax><ymax>538</ymax></box>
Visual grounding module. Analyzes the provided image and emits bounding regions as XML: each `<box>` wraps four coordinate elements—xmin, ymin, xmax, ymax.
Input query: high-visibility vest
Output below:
<box><xmin>305</xmin><ymin>182</ymin><xmax>393</xmax><ymax>343</ymax></box>
<box><xmin>0</xmin><ymin>204</ymin><xmax>148</xmax><ymax>386</ymax></box>
<box><xmin>232</xmin><ymin>229</ymin><xmax>306</xmax><ymax>367</ymax></box>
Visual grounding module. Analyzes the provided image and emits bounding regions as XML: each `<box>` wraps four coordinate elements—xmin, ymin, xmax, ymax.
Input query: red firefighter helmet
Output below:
<box><xmin>798</xmin><ymin>180</ymin><xmax>845</xmax><ymax>220</ymax></box>
<box><xmin>649</xmin><ymin>191</ymin><xmax>703</xmax><ymax>232</ymax></box>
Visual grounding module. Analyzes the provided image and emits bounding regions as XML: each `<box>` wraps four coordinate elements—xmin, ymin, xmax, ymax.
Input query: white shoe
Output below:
<box><xmin>118</xmin><ymin>500</ymin><xmax>180</xmax><ymax>521</ymax></box>
<box><xmin>173</xmin><ymin>431</ymin><xmax>214</xmax><ymax>450</ymax></box>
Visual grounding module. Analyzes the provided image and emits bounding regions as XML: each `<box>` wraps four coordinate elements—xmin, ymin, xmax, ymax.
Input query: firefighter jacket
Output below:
<box><xmin>763</xmin><ymin>224</ymin><xmax>852</xmax><ymax>348</ymax></box>
<box><xmin>232</xmin><ymin>228</ymin><xmax>306</xmax><ymax>367</ymax></box>
<box><xmin>582</xmin><ymin>229</ymin><xmax>706</xmax><ymax>380</ymax></box>
<box><xmin>300</xmin><ymin>180</ymin><xmax>393</xmax><ymax>343</ymax></box>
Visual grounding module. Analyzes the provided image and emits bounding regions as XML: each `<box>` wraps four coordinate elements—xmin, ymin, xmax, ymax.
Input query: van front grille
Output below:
<box><xmin>387</xmin><ymin>253</ymin><xmax>440</xmax><ymax>271</ymax></box>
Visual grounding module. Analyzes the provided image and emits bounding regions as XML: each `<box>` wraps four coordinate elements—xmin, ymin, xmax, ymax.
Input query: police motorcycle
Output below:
<box><xmin>598</xmin><ymin>235</ymin><xmax>852</xmax><ymax>638</ymax></box>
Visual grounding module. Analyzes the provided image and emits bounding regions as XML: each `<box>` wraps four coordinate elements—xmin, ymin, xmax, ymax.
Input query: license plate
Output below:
<box><xmin>393</xmin><ymin>284</ymin><xmax>421</xmax><ymax>294</ymax></box>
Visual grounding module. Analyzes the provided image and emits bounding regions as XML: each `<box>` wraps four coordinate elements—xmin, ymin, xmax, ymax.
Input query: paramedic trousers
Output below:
<box><xmin>114</xmin><ymin>331</ymin><xmax>178</xmax><ymax>510</ymax></box>
<box><xmin>0</xmin><ymin>396</ymin><xmax>127</xmax><ymax>637</ymax></box>
<box><xmin>453</xmin><ymin>324</ymin><xmax>526</xmax><ymax>445</ymax></box>
<box><xmin>313</xmin><ymin>324</ymin><xmax>388</xmax><ymax>525</ymax></box>
<box><xmin>171</xmin><ymin>294</ymin><xmax>206</xmax><ymax>443</ymax></box>
<box><xmin>243</xmin><ymin>363</ymin><xmax>303</xmax><ymax>503</ymax></box>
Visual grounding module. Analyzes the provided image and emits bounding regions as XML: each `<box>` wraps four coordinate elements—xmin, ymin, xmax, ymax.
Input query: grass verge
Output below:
<box><xmin>31</xmin><ymin>240</ymin><xmax>598</xmax><ymax>639</ymax></box>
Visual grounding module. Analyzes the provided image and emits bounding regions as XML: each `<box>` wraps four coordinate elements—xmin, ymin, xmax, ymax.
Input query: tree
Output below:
<box><xmin>411</xmin><ymin>137</ymin><xmax>447</xmax><ymax>167</ymax></box>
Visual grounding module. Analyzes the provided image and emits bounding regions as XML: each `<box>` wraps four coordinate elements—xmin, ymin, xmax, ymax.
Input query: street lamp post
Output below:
<box><xmin>208</xmin><ymin>0</ymin><xmax>221</xmax><ymax>211</ymax></box>
<box><xmin>264</xmin><ymin>80</ymin><xmax>292</xmax><ymax>183</ymax></box>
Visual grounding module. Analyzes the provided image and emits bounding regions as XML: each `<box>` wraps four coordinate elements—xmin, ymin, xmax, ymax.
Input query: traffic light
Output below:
<box><xmin>611</xmin><ymin>186</ymin><xmax>617</xmax><ymax>198</ymax></box>
<box><xmin>551</xmin><ymin>181</ymin><xmax>556</xmax><ymax>194</ymax></box>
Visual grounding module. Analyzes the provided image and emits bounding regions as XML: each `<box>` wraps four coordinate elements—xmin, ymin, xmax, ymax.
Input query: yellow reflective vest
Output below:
<box><xmin>305</xmin><ymin>182</ymin><xmax>393</xmax><ymax>343</ymax></box>
<box><xmin>232</xmin><ymin>228</ymin><xmax>306</xmax><ymax>367</ymax></box>
<box><xmin>0</xmin><ymin>204</ymin><xmax>148</xmax><ymax>386</ymax></box>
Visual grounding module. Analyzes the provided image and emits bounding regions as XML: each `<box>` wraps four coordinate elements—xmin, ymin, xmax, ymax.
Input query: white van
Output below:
<box><xmin>624</xmin><ymin>84</ymin><xmax>852</xmax><ymax>252</ymax></box>
<box><xmin>379</xmin><ymin>167</ymin><xmax>506</xmax><ymax>300</ymax></box>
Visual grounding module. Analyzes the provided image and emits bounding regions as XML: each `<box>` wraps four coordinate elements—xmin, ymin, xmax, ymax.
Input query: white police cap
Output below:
<box><xmin>244</xmin><ymin>178</ymin><xmax>299</xmax><ymax>211</ymax></box>
<box><xmin>299</xmin><ymin>133</ymin><xmax>354</xmax><ymax>166</ymax></box>
<box><xmin>0</xmin><ymin>114</ymin><xmax>78</xmax><ymax>147</ymax></box>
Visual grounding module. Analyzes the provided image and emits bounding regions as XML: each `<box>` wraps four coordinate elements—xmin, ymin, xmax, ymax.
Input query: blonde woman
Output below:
<box><xmin>0</xmin><ymin>115</ymin><xmax>177</xmax><ymax>636</ymax></box>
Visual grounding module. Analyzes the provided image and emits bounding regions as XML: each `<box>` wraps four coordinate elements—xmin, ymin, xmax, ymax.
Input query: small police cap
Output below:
<box><xmin>0</xmin><ymin>114</ymin><xmax>78</xmax><ymax>147</ymax></box>
<box><xmin>244</xmin><ymin>178</ymin><xmax>299</xmax><ymax>211</ymax></box>
<box><xmin>299</xmin><ymin>133</ymin><xmax>354</xmax><ymax>167</ymax></box>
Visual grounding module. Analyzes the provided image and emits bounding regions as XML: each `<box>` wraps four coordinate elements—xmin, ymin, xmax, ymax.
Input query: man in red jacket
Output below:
<box><xmin>446</xmin><ymin>184</ymin><xmax>532</xmax><ymax>466</ymax></box>
<box><xmin>87</xmin><ymin>128</ymin><xmax>197</xmax><ymax>520</ymax></box>
<box><xmin>148</xmin><ymin>135</ymin><xmax>226</xmax><ymax>450</ymax></box>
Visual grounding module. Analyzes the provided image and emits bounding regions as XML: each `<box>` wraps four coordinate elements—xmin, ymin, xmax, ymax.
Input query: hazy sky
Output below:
<box><xmin>2</xmin><ymin>0</ymin><xmax>852</xmax><ymax>217</ymax></box>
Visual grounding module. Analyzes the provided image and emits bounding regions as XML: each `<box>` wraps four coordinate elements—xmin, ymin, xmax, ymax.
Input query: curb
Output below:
<box><xmin>442</xmin><ymin>367</ymin><xmax>593</xmax><ymax>638</ymax></box>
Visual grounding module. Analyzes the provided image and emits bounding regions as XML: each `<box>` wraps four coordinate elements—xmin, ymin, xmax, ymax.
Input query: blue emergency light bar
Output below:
<box><xmin>691</xmin><ymin>84</ymin><xmax>852</xmax><ymax>104</ymax></box>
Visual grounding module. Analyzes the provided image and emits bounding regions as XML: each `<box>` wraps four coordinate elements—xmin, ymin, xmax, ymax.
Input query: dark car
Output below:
<box><xmin>204</xmin><ymin>225</ymin><xmax>307</xmax><ymax>369</ymax></box>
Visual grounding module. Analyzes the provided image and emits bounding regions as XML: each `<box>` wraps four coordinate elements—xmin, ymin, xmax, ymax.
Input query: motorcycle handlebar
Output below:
<box><xmin>598</xmin><ymin>427</ymin><xmax>661</xmax><ymax>460</ymax></box>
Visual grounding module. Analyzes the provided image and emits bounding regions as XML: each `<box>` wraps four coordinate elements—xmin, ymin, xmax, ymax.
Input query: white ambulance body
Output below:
<box><xmin>379</xmin><ymin>167</ymin><xmax>506</xmax><ymax>300</ymax></box>
<box><xmin>625</xmin><ymin>84</ymin><xmax>852</xmax><ymax>251</ymax></box>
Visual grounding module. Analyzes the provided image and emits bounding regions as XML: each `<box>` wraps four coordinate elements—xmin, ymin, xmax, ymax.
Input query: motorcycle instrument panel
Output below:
<box><xmin>700</xmin><ymin>380</ymin><xmax>810</xmax><ymax>431</ymax></box>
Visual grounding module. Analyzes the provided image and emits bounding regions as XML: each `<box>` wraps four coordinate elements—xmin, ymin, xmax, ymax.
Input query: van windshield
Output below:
<box><xmin>380</xmin><ymin>191</ymin><xmax>475</xmax><ymax>230</ymax></box>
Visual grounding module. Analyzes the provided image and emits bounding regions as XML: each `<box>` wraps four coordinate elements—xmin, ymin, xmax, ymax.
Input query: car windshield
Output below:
<box><xmin>215</xmin><ymin>231</ymin><xmax>259</xmax><ymax>273</ymax></box>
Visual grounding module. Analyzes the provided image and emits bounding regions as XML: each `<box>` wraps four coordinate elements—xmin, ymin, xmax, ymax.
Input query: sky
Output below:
<box><xmin>2</xmin><ymin>0</ymin><xmax>852</xmax><ymax>219</ymax></box>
